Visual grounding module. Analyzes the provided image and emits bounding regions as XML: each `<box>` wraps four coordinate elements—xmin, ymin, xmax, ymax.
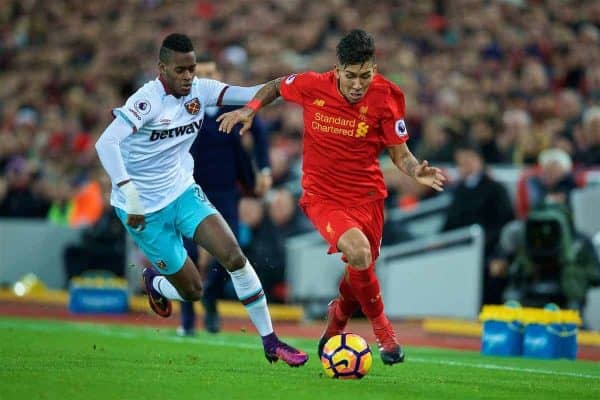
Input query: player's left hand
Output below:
<box><xmin>217</xmin><ymin>107</ymin><xmax>255</xmax><ymax>135</ymax></box>
<box><xmin>414</xmin><ymin>160</ymin><xmax>445</xmax><ymax>192</ymax></box>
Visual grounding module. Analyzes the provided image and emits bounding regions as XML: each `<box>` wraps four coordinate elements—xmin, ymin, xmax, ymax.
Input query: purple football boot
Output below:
<box><xmin>262</xmin><ymin>333</ymin><xmax>308</xmax><ymax>367</ymax></box>
<box><xmin>142</xmin><ymin>268</ymin><xmax>172</xmax><ymax>318</ymax></box>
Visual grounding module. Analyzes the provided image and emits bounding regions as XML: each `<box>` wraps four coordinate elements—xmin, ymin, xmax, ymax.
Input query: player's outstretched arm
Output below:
<box><xmin>217</xmin><ymin>77</ymin><xmax>283</xmax><ymax>135</ymax></box>
<box><xmin>95</xmin><ymin>117</ymin><xmax>146</xmax><ymax>230</ymax></box>
<box><xmin>388</xmin><ymin>143</ymin><xmax>445</xmax><ymax>192</ymax></box>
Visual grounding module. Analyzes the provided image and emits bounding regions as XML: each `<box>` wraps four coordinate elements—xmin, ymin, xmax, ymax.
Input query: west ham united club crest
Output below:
<box><xmin>184</xmin><ymin>98</ymin><xmax>201</xmax><ymax>115</ymax></box>
<box><xmin>156</xmin><ymin>260</ymin><xmax>167</xmax><ymax>270</ymax></box>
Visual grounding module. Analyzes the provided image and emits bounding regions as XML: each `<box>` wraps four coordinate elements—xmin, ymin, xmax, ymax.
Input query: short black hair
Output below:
<box><xmin>336</xmin><ymin>29</ymin><xmax>375</xmax><ymax>66</ymax></box>
<box><xmin>159</xmin><ymin>33</ymin><xmax>194</xmax><ymax>62</ymax></box>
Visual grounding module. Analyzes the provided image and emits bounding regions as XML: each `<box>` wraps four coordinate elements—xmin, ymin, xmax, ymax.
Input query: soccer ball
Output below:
<box><xmin>320</xmin><ymin>333</ymin><xmax>372</xmax><ymax>379</ymax></box>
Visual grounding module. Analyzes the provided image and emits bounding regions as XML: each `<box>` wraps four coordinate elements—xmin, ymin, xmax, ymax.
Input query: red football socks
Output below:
<box><xmin>337</xmin><ymin>271</ymin><xmax>360</xmax><ymax>319</ymax></box>
<box><xmin>346</xmin><ymin>263</ymin><xmax>384</xmax><ymax>319</ymax></box>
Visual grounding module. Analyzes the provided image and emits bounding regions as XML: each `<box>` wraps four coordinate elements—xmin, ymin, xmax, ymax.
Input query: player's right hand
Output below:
<box><xmin>119</xmin><ymin>180</ymin><xmax>146</xmax><ymax>231</ymax></box>
<box><xmin>126</xmin><ymin>214</ymin><xmax>146</xmax><ymax>232</ymax></box>
<box><xmin>217</xmin><ymin>107</ymin><xmax>255</xmax><ymax>135</ymax></box>
<box><xmin>414</xmin><ymin>160</ymin><xmax>445</xmax><ymax>192</ymax></box>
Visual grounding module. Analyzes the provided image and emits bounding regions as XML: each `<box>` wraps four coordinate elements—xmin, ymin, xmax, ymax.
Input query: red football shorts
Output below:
<box><xmin>299</xmin><ymin>197</ymin><xmax>385</xmax><ymax>261</ymax></box>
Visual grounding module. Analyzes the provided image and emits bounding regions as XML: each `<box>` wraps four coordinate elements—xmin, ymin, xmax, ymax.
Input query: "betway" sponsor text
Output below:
<box><xmin>150</xmin><ymin>121</ymin><xmax>202</xmax><ymax>141</ymax></box>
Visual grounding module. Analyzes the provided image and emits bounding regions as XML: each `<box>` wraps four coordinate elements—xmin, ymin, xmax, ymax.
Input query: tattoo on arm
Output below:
<box><xmin>399</xmin><ymin>154</ymin><xmax>419</xmax><ymax>178</ymax></box>
<box><xmin>253</xmin><ymin>77</ymin><xmax>282</xmax><ymax>107</ymax></box>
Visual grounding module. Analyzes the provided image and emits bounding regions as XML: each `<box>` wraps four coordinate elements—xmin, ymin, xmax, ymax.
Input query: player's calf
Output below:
<box><xmin>176</xmin><ymin>282</ymin><xmax>203</xmax><ymax>301</ymax></box>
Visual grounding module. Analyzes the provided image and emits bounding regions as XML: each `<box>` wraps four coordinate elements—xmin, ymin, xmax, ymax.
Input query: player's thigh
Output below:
<box><xmin>357</xmin><ymin>200</ymin><xmax>385</xmax><ymax>260</ymax></box>
<box><xmin>115</xmin><ymin>207</ymin><xmax>187</xmax><ymax>275</ymax></box>
<box><xmin>301</xmin><ymin>201</ymin><xmax>361</xmax><ymax>254</ymax></box>
<box><xmin>192</xmin><ymin>213</ymin><xmax>244</xmax><ymax>269</ymax></box>
<box><xmin>326</xmin><ymin>201</ymin><xmax>384</xmax><ymax>260</ymax></box>
<box><xmin>175</xmin><ymin>184</ymin><xmax>242</xmax><ymax>266</ymax></box>
<box><xmin>175</xmin><ymin>184</ymin><xmax>218</xmax><ymax>239</ymax></box>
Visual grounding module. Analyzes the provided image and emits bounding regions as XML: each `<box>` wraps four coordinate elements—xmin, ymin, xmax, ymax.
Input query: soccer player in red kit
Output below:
<box><xmin>218</xmin><ymin>29</ymin><xmax>445</xmax><ymax>365</ymax></box>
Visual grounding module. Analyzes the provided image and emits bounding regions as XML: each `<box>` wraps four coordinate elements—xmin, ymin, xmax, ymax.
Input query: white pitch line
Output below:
<box><xmin>2</xmin><ymin>319</ymin><xmax>599</xmax><ymax>380</ymax></box>
<box><xmin>408</xmin><ymin>357</ymin><xmax>600</xmax><ymax>380</ymax></box>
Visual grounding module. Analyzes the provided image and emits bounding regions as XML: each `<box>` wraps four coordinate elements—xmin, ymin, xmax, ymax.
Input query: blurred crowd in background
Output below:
<box><xmin>1</xmin><ymin>0</ymin><xmax>599</xmax><ymax>306</ymax></box>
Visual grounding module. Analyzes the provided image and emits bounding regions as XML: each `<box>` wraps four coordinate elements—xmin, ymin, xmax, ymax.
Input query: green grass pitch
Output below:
<box><xmin>1</xmin><ymin>317</ymin><xmax>598</xmax><ymax>400</ymax></box>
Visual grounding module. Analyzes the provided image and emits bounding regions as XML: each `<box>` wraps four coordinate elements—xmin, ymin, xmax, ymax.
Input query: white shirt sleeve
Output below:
<box><xmin>220</xmin><ymin>84</ymin><xmax>264</xmax><ymax>106</ymax></box>
<box><xmin>194</xmin><ymin>78</ymin><xmax>227</xmax><ymax>107</ymax></box>
<box><xmin>95</xmin><ymin>116</ymin><xmax>134</xmax><ymax>185</ymax></box>
<box><xmin>112</xmin><ymin>85</ymin><xmax>160</xmax><ymax>131</ymax></box>
<box><xmin>195</xmin><ymin>77</ymin><xmax>265</xmax><ymax>107</ymax></box>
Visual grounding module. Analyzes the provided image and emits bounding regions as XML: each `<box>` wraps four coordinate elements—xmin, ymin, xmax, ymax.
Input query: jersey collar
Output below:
<box><xmin>158</xmin><ymin>75</ymin><xmax>173</xmax><ymax>96</ymax></box>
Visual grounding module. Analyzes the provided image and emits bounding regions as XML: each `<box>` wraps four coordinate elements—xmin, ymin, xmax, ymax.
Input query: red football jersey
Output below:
<box><xmin>279</xmin><ymin>71</ymin><xmax>409</xmax><ymax>206</ymax></box>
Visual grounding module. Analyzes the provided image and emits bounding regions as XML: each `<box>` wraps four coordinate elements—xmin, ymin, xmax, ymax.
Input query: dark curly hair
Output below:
<box><xmin>336</xmin><ymin>29</ymin><xmax>375</xmax><ymax>66</ymax></box>
<box><xmin>159</xmin><ymin>33</ymin><xmax>194</xmax><ymax>62</ymax></box>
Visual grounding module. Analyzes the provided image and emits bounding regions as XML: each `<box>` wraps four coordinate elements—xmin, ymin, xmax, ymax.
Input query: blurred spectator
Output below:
<box><xmin>267</xmin><ymin>188</ymin><xmax>311</xmax><ymax>237</ymax></box>
<box><xmin>48</xmin><ymin>168</ymin><xmax>106</xmax><ymax>227</ymax></box>
<box><xmin>267</xmin><ymin>147</ymin><xmax>298</xmax><ymax>188</ymax></box>
<box><xmin>469</xmin><ymin>117</ymin><xmax>503</xmax><ymax>164</ymax></box>
<box><xmin>0</xmin><ymin>156</ymin><xmax>49</xmax><ymax>217</ymax></box>
<box><xmin>498</xmin><ymin>109</ymin><xmax>538</xmax><ymax>165</ymax></box>
<box><xmin>239</xmin><ymin>197</ymin><xmax>277</xmax><ymax>292</ymax></box>
<box><xmin>574</xmin><ymin>107</ymin><xmax>600</xmax><ymax>166</ymax></box>
<box><xmin>241</xmin><ymin>189</ymin><xmax>311</xmax><ymax>302</ymax></box>
<box><xmin>443</xmin><ymin>141</ymin><xmax>514</xmax><ymax>304</ymax></box>
<box><xmin>381</xmin><ymin>208</ymin><xmax>414</xmax><ymax>246</ymax></box>
<box><xmin>555</xmin><ymin>89</ymin><xmax>582</xmax><ymax>143</ymax></box>
<box><xmin>62</xmin><ymin>172</ymin><xmax>125</xmax><ymax>287</ymax></box>
<box><xmin>415</xmin><ymin>117</ymin><xmax>454</xmax><ymax>163</ymax></box>
<box><xmin>518</xmin><ymin>148</ymin><xmax>577</xmax><ymax>218</ymax></box>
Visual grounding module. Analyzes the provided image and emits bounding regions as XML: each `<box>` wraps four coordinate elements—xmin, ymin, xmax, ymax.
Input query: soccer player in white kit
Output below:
<box><xmin>95</xmin><ymin>33</ymin><xmax>307</xmax><ymax>367</ymax></box>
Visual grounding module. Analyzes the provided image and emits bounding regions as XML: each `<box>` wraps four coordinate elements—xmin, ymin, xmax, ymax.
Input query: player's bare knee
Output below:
<box><xmin>357</xmin><ymin>251</ymin><xmax>372</xmax><ymax>269</ymax></box>
<box><xmin>179</xmin><ymin>282</ymin><xmax>203</xmax><ymax>301</ymax></box>
<box><xmin>221</xmin><ymin>250</ymin><xmax>246</xmax><ymax>272</ymax></box>
<box><xmin>181</xmin><ymin>289</ymin><xmax>202</xmax><ymax>301</ymax></box>
<box><xmin>346</xmin><ymin>246</ymin><xmax>371</xmax><ymax>269</ymax></box>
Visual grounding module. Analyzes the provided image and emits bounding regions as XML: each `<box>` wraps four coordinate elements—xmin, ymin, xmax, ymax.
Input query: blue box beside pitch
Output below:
<box><xmin>522</xmin><ymin>323</ymin><xmax>578</xmax><ymax>360</ymax></box>
<box><xmin>481</xmin><ymin>320</ymin><xmax>524</xmax><ymax>356</ymax></box>
<box><xmin>69</xmin><ymin>286</ymin><xmax>129</xmax><ymax>314</ymax></box>
<box><xmin>480</xmin><ymin>305</ymin><xmax>580</xmax><ymax>360</ymax></box>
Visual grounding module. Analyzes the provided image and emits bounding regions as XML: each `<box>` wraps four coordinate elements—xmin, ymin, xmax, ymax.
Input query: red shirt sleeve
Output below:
<box><xmin>380</xmin><ymin>84</ymin><xmax>409</xmax><ymax>146</ymax></box>
<box><xmin>279</xmin><ymin>72</ymin><xmax>318</xmax><ymax>105</ymax></box>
